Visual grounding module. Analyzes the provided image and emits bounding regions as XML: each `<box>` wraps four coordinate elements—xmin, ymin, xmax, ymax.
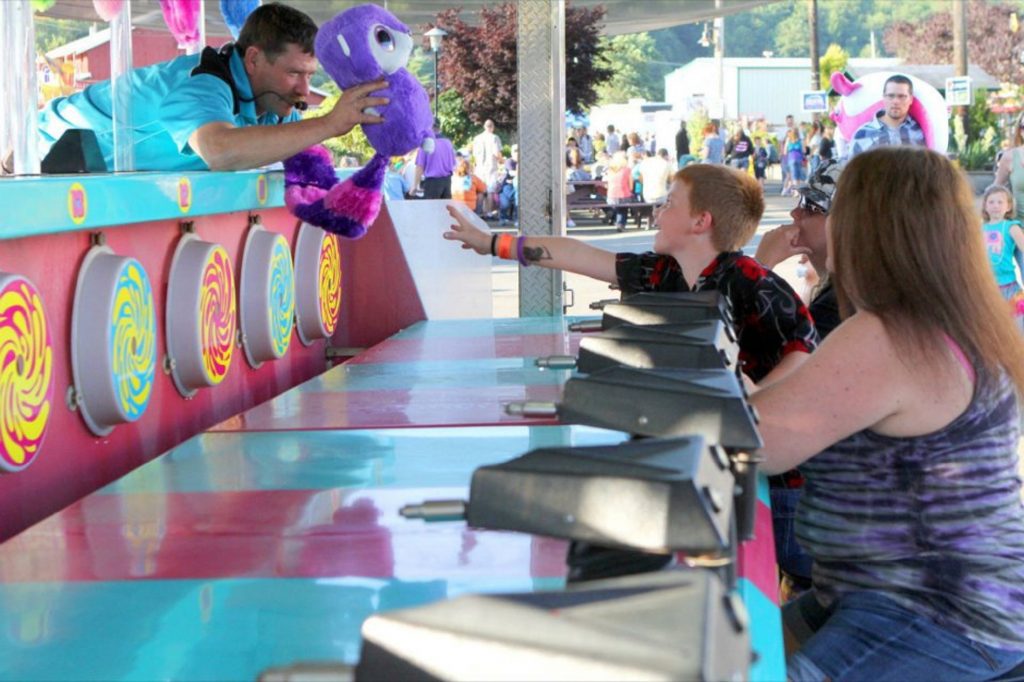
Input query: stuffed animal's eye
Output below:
<box><xmin>375</xmin><ymin>28</ymin><xmax>395</xmax><ymax>52</ymax></box>
<box><xmin>369</xmin><ymin>24</ymin><xmax>412</xmax><ymax>75</ymax></box>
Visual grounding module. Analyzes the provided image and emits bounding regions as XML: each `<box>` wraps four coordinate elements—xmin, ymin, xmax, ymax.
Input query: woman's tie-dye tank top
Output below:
<box><xmin>796</xmin><ymin>366</ymin><xmax>1024</xmax><ymax>650</ymax></box>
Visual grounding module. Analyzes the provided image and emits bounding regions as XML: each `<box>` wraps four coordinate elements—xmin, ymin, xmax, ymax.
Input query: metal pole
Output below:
<box><xmin>432</xmin><ymin>48</ymin><xmax>439</xmax><ymax>120</ymax></box>
<box><xmin>808</xmin><ymin>0</ymin><xmax>820</xmax><ymax>91</ymax></box>
<box><xmin>952</xmin><ymin>0</ymin><xmax>968</xmax><ymax>139</ymax></box>
<box><xmin>110</xmin><ymin>0</ymin><xmax>136</xmax><ymax>172</ymax></box>
<box><xmin>713</xmin><ymin>0</ymin><xmax>724</xmax><ymax>118</ymax></box>
<box><xmin>517</xmin><ymin>0</ymin><xmax>565</xmax><ymax>317</ymax></box>
<box><xmin>2</xmin><ymin>0</ymin><xmax>40</xmax><ymax>174</ymax></box>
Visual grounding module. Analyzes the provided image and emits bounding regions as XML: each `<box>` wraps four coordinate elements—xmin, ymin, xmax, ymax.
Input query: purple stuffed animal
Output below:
<box><xmin>284</xmin><ymin>4</ymin><xmax>435</xmax><ymax>238</ymax></box>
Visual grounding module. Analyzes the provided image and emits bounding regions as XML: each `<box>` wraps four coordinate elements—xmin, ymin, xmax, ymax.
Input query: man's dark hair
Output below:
<box><xmin>884</xmin><ymin>74</ymin><xmax>914</xmax><ymax>96</ymax></box>
<box><xmin>236</xmin><ymin>2</ymin><xmax>317</xmax><ymax>60</ymax></box>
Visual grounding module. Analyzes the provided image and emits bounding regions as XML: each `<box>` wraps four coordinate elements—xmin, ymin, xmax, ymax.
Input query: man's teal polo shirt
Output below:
<box><xmin>38</xmin><ymin>48</ymin><xmax>300</xmax><ymax>172</ymax></box>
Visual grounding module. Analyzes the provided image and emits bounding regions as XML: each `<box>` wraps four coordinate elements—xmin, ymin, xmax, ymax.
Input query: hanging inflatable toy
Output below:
<box><xmin>829</xmin><ymin>70</ymin><xmax>949</xmax><ymax>154</ymax></box>
<box><xmin>158</xmin><ymin>0</ymin><xmax>203</xmax><ymax>52</ymax></box>
<box><xmin>92</xmin><ymin>0</ymin><xmax>125</xmax><ymax>21</ymax></box>
<box><xmin>220</xmin><ymin>0</ymin><xmax>260</xmax><ymax>40</ymax></box>
<box><xmin>283</xmin><ymin>4</ymin><xmax>436</xmax><ymax>239</ymax></box>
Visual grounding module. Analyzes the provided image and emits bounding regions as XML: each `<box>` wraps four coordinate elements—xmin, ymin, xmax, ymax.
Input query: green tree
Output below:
<box><xmin>35</xmin><ymin>17</ymin><xmax>90</xmax><ymax>53</ymax></box>
<box><xmin>407</xmin><ymin>47</ymin><xmax>434</xmax><ymax>91</ymax></box>
<box><xmin>301</xmin><ymin>92</ymin><xmax>374</xmax><ymax>163</ymax></box>
<box><xmin>595</xmin><ymin>33</ymin><xmax>660</xmax><ymax>104</ymax></box>
<box><xmin>435</xmin><ymin>89</ymin><xmax>474</xmax><ymax>149</ymax></box>
<box><xmin>649</xmin><ymin>23</ymin><xmax>705</xmax><ymax>70</ymax></box>
<box><xmin>723</xmin><ymin>2</ymin><xmax>794</xmax><ymax>57</ymax></box>
<box><xmin>967</xmin><ymin>88</ymin><xmax>1000</xmax><ymax>141</ymax></box>
<box><xmin>818</xmin><ymin>43</ymin><xmax>848</xmax><ymax>90</ymax></box>
<box><xmin>720</xmin><ymin>0</ymin><xmax>948</xmax><ymax>58</ymax></box>
<box><xmin>687</xmin><ymin>108</ymin><xmax>710</xmax><ymax>156</ymax></box>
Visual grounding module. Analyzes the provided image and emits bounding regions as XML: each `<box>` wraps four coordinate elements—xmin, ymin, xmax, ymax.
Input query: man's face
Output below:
<box><xmin>247</xmin><ymin>43</ymin><xmax>316</xmax><ymax>117</ymax></box>
<box><xmin>882</xmin><ymin>82</ymin><xmax>913</xmax><ymax>123</ymax></box>
<box><xmin>789</xmin><ymin>201</ymin><xmax>828</xmax><ymax>265</ymax></box>
<box><xmin>653</xmin><ymin>181</ymin><xmax>700</xmax><ymax>254</ymax></box>
<box><xmin>484</xmin><ymin>120</ymin><xmax>495</xmax><ymax>133</ymax></box>
<box><xmin>785</xmin><ymin>116</ymin><xmax>794</xmax><ymax>128</ymax></box>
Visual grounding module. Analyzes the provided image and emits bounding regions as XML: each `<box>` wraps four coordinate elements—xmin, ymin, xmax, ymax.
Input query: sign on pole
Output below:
<box><xmin>945</xmin><ymin>76</ymin><xmax>972</xmax><ymax>106</ymax></box>
<box><xmin>801</xmin><ymin>90</ymin><xmax>828</xmax><ymax>113</ymax></box>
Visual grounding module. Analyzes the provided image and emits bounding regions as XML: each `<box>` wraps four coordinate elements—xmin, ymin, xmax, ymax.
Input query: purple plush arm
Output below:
<box><xmin>285</xmin><ymin>152</ymin><xmax>388</xmax><ymax>239</ymax></box>
<box><xmin>284</xmin><ymin>145</ymin><xmax>339</xmax><ymax>191</ymax></box>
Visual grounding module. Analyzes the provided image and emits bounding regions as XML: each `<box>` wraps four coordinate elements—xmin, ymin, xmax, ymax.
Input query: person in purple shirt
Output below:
<box><xmin>414</xmin><ymin>133</ymin><xmax>456</xmax><ymax>199</ymax></box>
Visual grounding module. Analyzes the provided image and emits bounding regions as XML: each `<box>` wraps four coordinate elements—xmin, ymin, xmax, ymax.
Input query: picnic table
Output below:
<box><xmin>566</xmin><ymin>180</ymin><xmax>657</xmax><ymax>230</ymax></box>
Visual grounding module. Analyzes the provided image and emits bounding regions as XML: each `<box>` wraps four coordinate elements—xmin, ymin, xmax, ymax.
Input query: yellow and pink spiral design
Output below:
<box><xmin>319</xmin><ymin>234</ymin><xmax>342</xmax><ymax>335</ymax></box>
<box><xmin>0</xmin><ymin>277</ymin><xmax>53</xmax><ymax>472</ymax></box>
<box><xmin>199</xmin><ymin>247</ymin><xmax>236</xmax><ymax>385</ymax></box>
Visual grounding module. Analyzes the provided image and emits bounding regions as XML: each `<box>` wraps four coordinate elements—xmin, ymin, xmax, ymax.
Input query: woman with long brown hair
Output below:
<box><xmin>750</xmin><ymin>147</ymin><xmax>1024</xmax><ymax>679</ymax></box>
<box><xmin>994</xmin><ymin>111</ymin><xmax>1024</xmax><ymax>221</ymax></box>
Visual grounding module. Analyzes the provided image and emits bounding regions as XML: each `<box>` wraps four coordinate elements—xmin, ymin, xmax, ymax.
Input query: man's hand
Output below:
<box><xmin>755</xmin><ymin>223</ymin><xmax>810</xmax><ymax>269</ymax></box>
<box><xmin>444</xmin><ymin>204</ymin><xmax>492</xmax><ymax>254</ymax></box>
<box><xmin>323</xmin><ymin>80</ymin><xmax>389</xmax><ymax>138</ymax></box>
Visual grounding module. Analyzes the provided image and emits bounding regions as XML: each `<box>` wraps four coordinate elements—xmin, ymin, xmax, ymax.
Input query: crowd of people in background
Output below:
<box><xmin>385</xmin><ymin>118</ymin><xmax>519</xmax><ymax>225</ymax></box>
<box><xmin>385</xmin><ymin>113</ymin><xmax>851</xmax><ymax>236</ymax></box>
<box><xmin>688</xmin><ymin>113</ymin><xmax>839</xmax><ymax>198</ymax></box>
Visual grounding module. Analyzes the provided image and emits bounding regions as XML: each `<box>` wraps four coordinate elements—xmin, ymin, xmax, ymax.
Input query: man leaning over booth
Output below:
<box><xmin>36</xmin><ymin>2</ymin><xmax>388</xmax><ymax>172</ymax></box>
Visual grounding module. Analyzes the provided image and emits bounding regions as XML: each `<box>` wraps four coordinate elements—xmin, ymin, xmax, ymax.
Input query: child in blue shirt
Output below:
<box><xmin>982</xmin><ymin>184</ymin><xmax>1024</xmax><ymax>331</ymax></box>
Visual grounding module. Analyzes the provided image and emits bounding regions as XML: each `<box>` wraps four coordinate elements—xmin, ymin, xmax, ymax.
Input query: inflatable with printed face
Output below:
<box><xmin>830</xmin><ymin>71</ymin><xmax>949</xmax><ymax>154</ymax></box>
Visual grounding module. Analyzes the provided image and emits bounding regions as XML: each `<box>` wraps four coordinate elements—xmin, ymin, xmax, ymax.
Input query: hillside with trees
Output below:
<box><xmin>650</xmin><ymin>0</ymin><xmax>1024</xmax><ymax>66</ymax></box>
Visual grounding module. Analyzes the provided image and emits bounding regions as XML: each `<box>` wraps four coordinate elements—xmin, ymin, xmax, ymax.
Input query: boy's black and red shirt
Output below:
<box><xmin>615</xmin><ymin>250</ymin><xmax>819</xmax><ymax>383</ymax></box>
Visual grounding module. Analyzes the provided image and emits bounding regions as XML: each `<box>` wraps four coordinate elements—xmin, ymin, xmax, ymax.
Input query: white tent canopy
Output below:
<box><xmin>41</xmin><ymin>0</ymin><xmax>780</xmax><ymax>38</ymax></box>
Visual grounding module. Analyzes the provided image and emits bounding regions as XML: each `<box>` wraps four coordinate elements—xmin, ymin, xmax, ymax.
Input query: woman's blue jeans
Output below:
<box><xmin>499</xmin><ymin>185</ymin><xmax>517</xmax><ymax>222</ymax></box>
<box><xmin>770</xmin><ymin>486</ymin><xmax>813</xmax><ymax>582</ymax></box>
<box><xmin>784</xmin><ymin>590</ymin><xmax>1024</xmax><ymax>681</ymax></box>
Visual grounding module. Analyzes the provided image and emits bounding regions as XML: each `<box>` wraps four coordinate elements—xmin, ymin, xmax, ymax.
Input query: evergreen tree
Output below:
<box><xmin>596</xmin><ymin>33</ymin><xmax>661</xmax><ymax>104</ymax></box>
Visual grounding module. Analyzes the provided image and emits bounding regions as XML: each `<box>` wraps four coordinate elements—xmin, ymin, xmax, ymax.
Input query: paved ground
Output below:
<box><xmin>488</xmin><ymin>178</ymin><xmax>804</xmax><ymax>318</ymax></box>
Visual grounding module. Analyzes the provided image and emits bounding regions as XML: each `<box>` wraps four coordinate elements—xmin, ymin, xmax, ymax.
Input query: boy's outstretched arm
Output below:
<box><xmin>444</xmin><ymin>204</ymin><xmax>618</xmax><ymax>284</ymax></box>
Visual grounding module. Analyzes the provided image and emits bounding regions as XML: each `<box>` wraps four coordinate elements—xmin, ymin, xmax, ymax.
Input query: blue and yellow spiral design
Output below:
<box><xmin>268</xmin><ymin>237</ymin><xmax>295</xmax><ymax>357</ymax></box>
<box><xmin>110</xmin><ymin>260</ymin><xmax>155</xmax><ymax>421</ymax></box>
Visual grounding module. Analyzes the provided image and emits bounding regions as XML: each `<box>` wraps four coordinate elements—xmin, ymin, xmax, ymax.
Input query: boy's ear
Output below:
<box><xmin>692</xmin><ymin>211</ymin><xmax>713</xmax><ymax>236</ymax></box>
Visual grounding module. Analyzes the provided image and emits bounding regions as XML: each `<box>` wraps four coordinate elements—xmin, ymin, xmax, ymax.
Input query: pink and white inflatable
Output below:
<box><xmin>830</xmin><ymin>71</ymin><xmax>949</xmax><ymax>154</ymax></box>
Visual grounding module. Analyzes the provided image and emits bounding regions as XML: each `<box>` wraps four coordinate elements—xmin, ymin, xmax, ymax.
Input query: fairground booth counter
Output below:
<box><xmin>0</xmin><ymin>1</ymin><xmax>784</xmax><ymax>680</ymax></box>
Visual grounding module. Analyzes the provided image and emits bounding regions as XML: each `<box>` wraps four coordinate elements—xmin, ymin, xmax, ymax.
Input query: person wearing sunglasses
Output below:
<box><xmin>994</xmin><ymin>111</ymin><xmax>1024</xmax><ymax>223</ymax></box>
<box><xmin>753</xmin><ymin>159</ymin><xmax>841</xmax><ymax>600</ymax></box>
<box><xmin>756</xmin><ymin>159</ymin><xmax>841</xmax><ymax>339</ymax></box>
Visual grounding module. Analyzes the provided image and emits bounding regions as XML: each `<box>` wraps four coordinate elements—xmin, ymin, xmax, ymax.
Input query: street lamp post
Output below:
<box><xmin>425</xmin><ymin>26</ymin><xmax>448</xmax><ymax>120</ymax></box>
<box><xmin>697</xmin><ymin>5</ymin><xmax>725</xmax><ymax>120</ymax></box>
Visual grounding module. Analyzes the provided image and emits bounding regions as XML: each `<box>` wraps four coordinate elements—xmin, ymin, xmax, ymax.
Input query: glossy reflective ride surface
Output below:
<box><xmin>0</xmin><ymin>318</ymin><xmax>784</xmax><ymax>681</ymax></box>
